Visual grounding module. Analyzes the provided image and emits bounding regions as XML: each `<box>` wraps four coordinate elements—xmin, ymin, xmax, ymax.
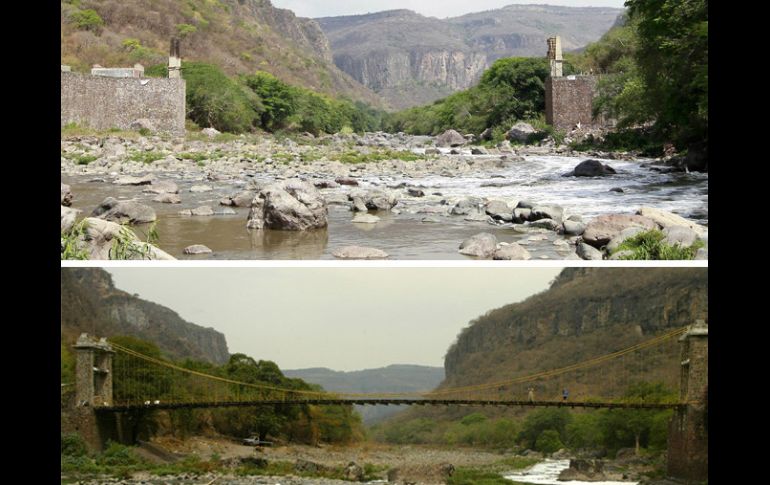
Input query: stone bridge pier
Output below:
<box><xmin>667</xmin><ymin>320</ymin><xmax>708</xmax><ymax>482</ymax></box>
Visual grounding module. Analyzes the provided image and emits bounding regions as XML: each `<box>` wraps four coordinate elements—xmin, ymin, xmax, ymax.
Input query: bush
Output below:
<box><xmin>69</xmin><ymin>9</ymin><xmax>104</xmax><ymax>33</ymax></box>
<box><xmin>612</xmin><ymin>229</ymin><xmax>703</xmax><ymax>260</ymax></box>
<box><xmin>61</xmin><ymin>433</ymin><xmax>88</xmax><ymax>457</ymax></box>
<box><xmin>535</xmin><ymin>429</ymin><xmax>564</xmax><ymax>453</ymax></box>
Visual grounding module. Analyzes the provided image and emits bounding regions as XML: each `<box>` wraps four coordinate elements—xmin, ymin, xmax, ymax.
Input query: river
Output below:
<box><xmin>62</xmin><ymin>152</ymin><xmax>707</xmax><ymax>260</ymax></box>
<box><xmin>504</xmin><ymin>459</ymin><xmax>638</xmax><ymax>485</ymax></box>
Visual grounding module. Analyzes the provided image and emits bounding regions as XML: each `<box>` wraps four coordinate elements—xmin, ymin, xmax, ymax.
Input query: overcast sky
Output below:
<box><xmin>106</xmin><ymin>267</ymin><xmax>561</xmax><ymax>372</ymax></box>
<box><xmin>271</xmin><ymin>0</ymin><xmax>625</xmax><ymax>19</ymax></box>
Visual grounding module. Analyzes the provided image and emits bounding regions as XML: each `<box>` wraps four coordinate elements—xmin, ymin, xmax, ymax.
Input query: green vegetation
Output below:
<box><xmin>73</xmin><ymin>154</ymin><xmax>98</xmax><ymax>165</ymax></box>
<box><xmin>145</xmin><ymin>63</ymin><xmax>386</xmax><ymax>135</ymax></box>
<box><xmin>374</xmin><ymin>382</ymin><xmax>676</xmax><ymax>456</ymax></box>
<box><xmin>336</xmin><ymin>149</ymin><xmax>427</xmax><ymax>164</ymax></box>
<box><xmin>447</xmin><ymin>468</ymin><xmax>518</xmax><ymax>485</ymax></box>
<box><xmin>612</xmin><ymin>229</ymin><xmax>704</xmax><ymax>260</ymax></box>
<box><xmin>385</xmin><ymin>57</ymin><xmax>568</xmax><ymax>140</ymax></box>
<box><xmin>68</xmin><ymin>9</ymin><xmax>104</xmax><ymax>33</ymax></box>
<box><xmin>60</xmin><ymin>219</ymin><xmax>90</xmax><ymax>260</ymax></box>
<box><xmin>128</xmin><ymin>151</ymin><xmax>166</xmax><ymax>164</ymax></box>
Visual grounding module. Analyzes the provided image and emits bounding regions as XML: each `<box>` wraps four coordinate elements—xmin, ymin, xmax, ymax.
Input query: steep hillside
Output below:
<box><xmin>443</xmin><ymin>268</ymin><xmax>707</xmax><ymax>389</ymax></box>
<box><xmin>61</xmin><ymin>268</ymin><xmax>229</xmax><ymax>364</ymax></box>
<box><xmin>285</xmin><ymin>365</ymin><xmax>444</xmax><ymax>424</ymax></box>
<box><xmin>318</xmin><ymin>5</ymin><xmax>622</xmax><ymax>109</ymax></box>
<box><xmin>60</xmin><ymin>0</ymin><xmax>383</xmax><ymax>106</ymax></box>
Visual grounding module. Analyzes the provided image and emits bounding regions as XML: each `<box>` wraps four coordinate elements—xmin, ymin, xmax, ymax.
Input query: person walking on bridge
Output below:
<box><xmin>562</xmin><ymin>388</ymin><xmax>569</xmax><ymax>401</ymax></box>
<box><xmin>528</xmin><ymin>387</ymin><xmax>535</xmax><ymax>402</ymax></box>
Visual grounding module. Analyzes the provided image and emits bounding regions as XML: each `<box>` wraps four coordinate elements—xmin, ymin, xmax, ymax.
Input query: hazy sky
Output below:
<box><xmin>107</xmin><ymin>267</ymin><xmax>561</xmax><ymax>371</ymax></box>
<box><xmin>271</xmin><ymin>0</ymin><xmax>626</xmax><ymax>19</ymax></box>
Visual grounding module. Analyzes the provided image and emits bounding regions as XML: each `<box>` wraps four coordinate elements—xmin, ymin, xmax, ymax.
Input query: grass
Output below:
<box><xmin>73</xmin><ymin>154</ymin><xmax>98</xmax><ymax>165</ymax></box>
<box><xmin>336</xmin><ymin>149</ymin><xmax>428</xmax><ymax>164</ymax></box>
<box><xmin>129</xmin><ymin>151</ymin><xmax>166</xmax><ymax>164</ymax></box>
<box><xmin>611</xmin><ymin>229</ymin><xmax>704</xmax><ymax>260</ymax></box>
<box><xmin>61</xmin><ymin>123</ymin><xmax>143</xmax><ymax>139</ymax></box>
<box><xmin>61</xmin><ymin>219</ymin><xmax>90</xmax><ymax>260</ymax></box>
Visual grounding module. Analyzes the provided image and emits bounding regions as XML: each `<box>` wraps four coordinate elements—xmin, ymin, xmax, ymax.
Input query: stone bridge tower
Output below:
<box><xmin>74</xmin><ymin>333</ymin><xmax>114</xmax><ymax>407</ymax></box>
<box><xmin>667</xmin><ymin>320</ymin><xmax>708</xmax><ymax>481</ymax></box>
<box><xmin>544</xmin><ymin>35</ymin><xmax>599</xmax><ymax>130</ymax></box>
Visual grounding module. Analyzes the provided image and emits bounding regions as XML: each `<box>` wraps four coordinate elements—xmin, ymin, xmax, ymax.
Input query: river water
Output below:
<box><xmin>504</xmin><ymin>459</ymin><xmax>638</xmax><ymax>485</ymax></box>
<box><xmin>62</xmin><ymin>153</ymin><xmax>707</xmax><ymax>260</ymax></box>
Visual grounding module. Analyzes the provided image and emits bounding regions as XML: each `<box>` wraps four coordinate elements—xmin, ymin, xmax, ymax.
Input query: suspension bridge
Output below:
<box><xmin>66</xmin><ymin>321</ymin><xmax>707</xmax><ymax>481</ymax></box>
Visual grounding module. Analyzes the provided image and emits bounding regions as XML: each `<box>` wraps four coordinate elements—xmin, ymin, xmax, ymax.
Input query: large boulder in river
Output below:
<box><xmin>451</xmin><ymin>197</ymin><xmax>484</xmax><ymax>216</ymax></box>
<box><xmin>247</xmin><ymin>180</ymin><xmax>328</xmax><ymax>230</ymax></box>
<box><xmin>583</xmin><ymin>214</ymin><xmax>657</xmax><ymax>248</ymax></box>
<box><xmin>506</xmin><ymin>122</ymin><xmax>537</xmax><ymax>142</ymax></box>
<box><xmin>61</xmin><ymin>184</ymin><xmax>73</xmax><ymax>206</ymax></box>
<box><xmin>220</xmin><ymin>191</ymin><xmax>256</xmax><ymax>208</ymax></box>
<box><xmin>435</xmin><ymin>129</ymin><xmax>467</xmax><ymax>147</ymax></box>
<box><xmin>348</xmin><ymin>189</ymin><xmax>398</xmax><ymax>212</ymax></box>
<box><xmin>572</xmin><ymin>159</ymin><xmax>617</xmax><ymax>176</ymax></box>
<box><xmin>558</xmin><ymin>459</ymin><xmax>606</xmax><ymax>482</ymax></box>
<box><xmin>142</xmin><ymin>180</ymin><xmax>179</xmax><ymax>194</ymax></box>
<box><xmin>493</xmin><ymin>243</ymin><xmax>531</xmax><ymax>260</ymax></box>
<box><xmin>61</xmin><ymin>206</ymin><xmax>81</xmax><ymax>233</ymax></box>
<box><xmin>459</xmin><ymin>233</ymin><xmax>498</xmax><ymax>258</ymax></box>
<box><xmin>530</xmin><ymin>205</ymin><xmax>564</xmax><ymax>223</ymax></box>
<box><xmin>485</xmin><ymin>200</ymin><xmax>513</xmax><ymax>222</ymax></box>
<box><xmin>66</xmin><ymin>217</ymin><xmax>175</xmax><ymax>260</ymax></box>
<box><xmin>91</xmin><ymin>197</ymin><xmax>157</xmax><ymax>224</ymax></box>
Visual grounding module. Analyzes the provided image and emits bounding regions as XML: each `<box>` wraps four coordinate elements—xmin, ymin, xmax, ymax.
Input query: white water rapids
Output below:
<box><xmin>504</xmin><ymin>459</ymin><xmax>638</xmax><ymax>485</ymax></box>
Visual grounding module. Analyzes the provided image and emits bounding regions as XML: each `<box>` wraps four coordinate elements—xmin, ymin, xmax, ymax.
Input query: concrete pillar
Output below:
<box><xmin>169</xmin><ymin>38</ymin><xmax>181</xmax><ymax>79</ymax></box>
<box><xmin>73</xmin><ymin>333</ymin><xmax>115</xmax><ymax>407</ymax></box>
<box><xmin>667</xmin><ymin>320</ymin><xmax>708</xmax><ymax>481</ymax></box>
<box><xmin>547</xmin><ymin>36</ymin><xmax>563</xmax><ymax>78</ymax></box>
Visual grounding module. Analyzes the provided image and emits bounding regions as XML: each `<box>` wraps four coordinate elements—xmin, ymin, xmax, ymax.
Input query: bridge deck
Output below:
<box><xmin>96</xmin><ymin>399</ymin><xmax>683</xmax><ymax>413</ymax></box>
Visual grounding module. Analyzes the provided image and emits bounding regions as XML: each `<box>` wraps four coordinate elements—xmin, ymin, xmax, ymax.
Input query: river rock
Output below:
<box><xmin>606</xmin><ymin>226</ymin><xmax>646</xmax><ymax>252</ymax></box>
<box><xmin>558</xmin><ymin>459</ymin><xmax>606</xmax><ymax>482</ymax></box>
<box><xmin>142</xmin><ymin>180</ymin><xmax>179</xmax><ymax>194</ymax></box>
<box><xmin>459</xmin><ymin>233</ymin><xmax>498</xmax><ymax>258</ymax></box>
<box><xmin>201</xmin><ymin>127</ymin><xmax>220</xmax><ymax>138</ymax></box>
<box><xmin>471</xmin><ymin>147</ymin><xmax>488</xmax><ymax>155</ymax></box>
<box><xmin>512</xmin><ymin>208</ymin><xmax>532</xmax><ymax>223</ymax></box>
<box><xmin>506</xmin><ymin>122</ymin><xmax>537</xmax><ymax>142</ymax></box>
<box><xmin>313</xmin><ymin>180</ymin><xmax>339</xmax><ymax>189</ymax></box>
<box><xmin>663</xmin><ymin>225</ymin><xmax>698</xmax><ymax>247</ymax></box>
<box><xmin>247</xmin><ymin>180</ymin><xmax>328</xmax><ymax>230</ymax></box>
<box><xmin>577</xmin><ymin>242</ymin><xmax>604</xmax><ymax>260</ymax></box>
<box><xmin>352</xmin><ymin>213</ymin><xmax>380</xmax><ymax>224</ymax></box>
<box><xmin>480</xmin><ymin>127</ymin><xmax>493</xmax><ymax>140</ymax></box>
<box><xmin>530</xmin><ymin>205</ymin><xmax>564</xmax><ymax>223</ymax></box>
<box><xmin>485</xmin><ymin>200</ymin><xmax>513</xmax><ymax>222</ymax></box>
<box><xmin>528</xmin><ymin>218</ymin><xmax>561</xmax><ymax>231</ymax></box>
<box><xmin>451</xmin><ymin>197</ymin><xmax>483</xmax><ymax>215</ymax></box>
<box><xmin>220</xmin><ymin>191</ymin><xmax>256</xmax><ymax>208</ymax></box>
<box><xmin>335</xmin><ymin>176</ymin><xmax>359</xmax><ymax>186</ymax></box>
<box><xmin>349</xmin><ymin>189</ymin><xmax>398</xmax><ymax>211</ymax></box>
<box><xmin>332</xmin><ymin>246</ymin><xmax>389</xmax><ymax>259</ymax></box>
<box><xmin>190</xmin><ymin>206</ymin><xmax>214</xmax><ymax>216</ymax></box>
<box><xmin>636</xmin><ymin>206</ymin><xmax>707</xmax><ymax>236</ymax></box>
<box><xmin>407</xmin><ymin>187</ymin><xmax>425</xmax><ymax>197</ymax></box>
<box><xmin>425</xmin><ymin>147</ymin><xmax>441</xmax><ymax>155</ymax></box>
<box><xmin>91</xmin><ymin>197</ymin><xmax>156</xmax><ymax>224</ymax></box>
<box><xmin>190</xmin><ymin>184</ymin><xmax>213</xmax><ymax>193</ymax></box>
<box><xmin>61</xmin><ymin>184</ymin><xmax>73</xmax><ymax>206</ymax></box>
<box><xmin>388</xmin><ymin>463</ymin><xmax>455</xmax><ymax>485</ymax></box>
<box><xmin>153</xmin><ymin>194</ymin><xmax>181</xmax><ymax>204</ymax></box>
<box><xmin>76</xmin><ymin>217</ymin><xmax>174</xmax><ymax>260</ymax></box>
<box><xmin>493</xmin><ymin>243</ymin><xmax>532</xmax><ymax>260</ymax></box>
<box><xmin>563</xmin><ymin>220</ymin><xmax>586</xmax><ymax>236</ymax></box>
<box><xmin>517</xmin><ymin>200</ymin><xmax>536</xmax><ymax>209</ymax></box>
<box><xmin>572</xmin><ymin>159</ymin><xmax>617</xmax><ymax>176</ymax></box>
<box><xmin>114</xmin><ymin>174</ymin><xmax>154</xmax><ymax>185</ymax></box>
<box><xmin>609</xmin><ymin>249</ymin><xmax>635</xmax><ymax>260</ymax></box>
<box><xmin>61</xmin><ymin>206</ymin><xmax>81</xmax><ymax>233</ymax></box>
<box><xmin>343</xmin><ymin>462</ymin><xmax>364</xmax><ymax>481</ymax></box>
<box><xmin>183</xmin><ymin>244</ymin><xmax>212</xmax><ymax>255</ymax></box>
<box><xmin>583</xmin><ymin>214</ymin><xmax>657</xmax><ymax>248</ymax></box>
<box><xmin>435</xmin><ymin>129</ymin><xmax>466</xmax><ymax>147</ymax></box>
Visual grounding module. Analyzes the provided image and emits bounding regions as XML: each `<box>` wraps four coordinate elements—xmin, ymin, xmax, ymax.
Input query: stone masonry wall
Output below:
<box><xmin>545</xmin><ymin>75</ymin><xmax>598</xmax><ymax>130</ymax></box>
<box><xmin>61</xmin><ymin>72</ymin><xmax>185</xmax><ymax>135</ymax></box>
<box><xmin>667</xmin><ymin>334</ymin><xmax>708</xmax><ymax>481</ymax></box>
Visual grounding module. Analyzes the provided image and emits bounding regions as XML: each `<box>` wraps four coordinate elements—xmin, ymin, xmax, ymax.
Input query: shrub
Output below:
<box><xmin>69</xmin><ymin>9</ymin><xmax>104</xmax><ymax>33</ymax></box>
<box><xmin>535</xmin><ymin>429</ymin><xmax>564</xmax><ymax>453</ymax></box>
<box><xmin>61</xmin><ymin>433</ymin><xmax>88</xmax><ymax>457</ymax></box>
<box><xmin>612</xmin><ymin>229</ymin><xmax>703</xmax><ymax>260</ymax></box>
<box><xmin>176</xmin><ymin>24</ymin><xmax>197</xmax><ymax>37</ymax></box>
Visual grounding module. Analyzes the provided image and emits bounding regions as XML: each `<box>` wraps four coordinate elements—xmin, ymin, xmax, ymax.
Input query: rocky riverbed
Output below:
<box><xmin>60</xmin><ymin>131</ymin><xmax>708</xmax><ymax>260</ymax></box>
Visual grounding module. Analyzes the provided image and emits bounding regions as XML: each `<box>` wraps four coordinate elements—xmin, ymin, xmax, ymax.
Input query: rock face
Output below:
<box><xmin>319</xmin><ymin>6</ymin><xmax>621</xmax><ymax>108</ymax></box>
<box><xmin>61</xmin><ymin>268</ymin><xmax>230</xmax><ymax>364</ymax></box>
<box><xmin>247</xmin><ymin>180</ymin><xmax>328</xmax><ymax>230</ymax></box>
<box><xmin>572</xmin><ymin>159</ymin><xmax>617</xmax><ymax>176</ymax></box>
<box><xmin>91</xmin><ymin>197</ymin><xmax>157</xmax><ymax>224</ymax></box>
<box><xmin>443</xmin><ymin>267</ymin><xmax>708</xmax><ymax>386</ymax></box>
<box><xmin>582</xmin><ymin>214</ymin><xmax>657</xmax><ymax>248</ymax></box>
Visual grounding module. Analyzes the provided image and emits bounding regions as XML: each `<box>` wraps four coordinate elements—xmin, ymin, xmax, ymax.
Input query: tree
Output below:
<box><xmin>517</xmin><ymin>408</ymin><xmax>572</xmax><ymax>450</ymax></box>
